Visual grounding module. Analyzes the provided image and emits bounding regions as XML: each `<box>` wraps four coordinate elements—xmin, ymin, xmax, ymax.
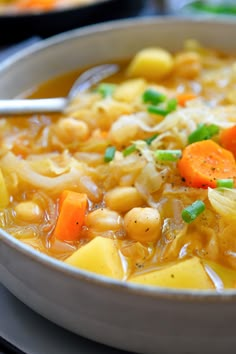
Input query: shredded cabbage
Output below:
<box><xmin>208</xmin><ymin>187</ymin><xmax>236</xmax><ymax>221</ymax></box>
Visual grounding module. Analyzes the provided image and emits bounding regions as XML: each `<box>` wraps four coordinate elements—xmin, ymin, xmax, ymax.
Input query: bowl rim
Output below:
<box><xmin>1</xmin><ymin>16</ymin><xmax>236</xmax><ymax>301</ymax></box>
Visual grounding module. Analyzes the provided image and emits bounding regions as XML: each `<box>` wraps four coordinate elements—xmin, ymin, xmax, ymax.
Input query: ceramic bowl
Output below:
<box><xmin>1</xmin><ymin>18</ymin><xmax>236</xmax><ymax>354</ymax></box>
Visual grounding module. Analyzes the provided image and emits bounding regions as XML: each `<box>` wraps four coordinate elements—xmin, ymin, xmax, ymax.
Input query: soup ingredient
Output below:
<box><xmin>166</xmin><ymin>98</ymin><xmax>178</xmax><ymax>112</ymax></box>
<box><xmin>0</xmin><ymin>169</ymin><xmax>9</xmax><ymax>209</ymax></box>
<box><xmin>53</xmin><ymin>190</ymin><xmax>88</xmax><ymax>242</ymax></box>
<box><xmin>216</xmin><ymin>178</ymin><xmax>234</xmax><ymax>189</ymax></box>
<box><xmin>181</xmin><ymin>200</ymin><xmax>206</xmax><ymax>223</ymax></box>
<box><xmin>177</xmin><ymin>92</ymin><xmax>197</xmax><ymax>106</ymax></box>
<box><xmin>85</xmin><ymin>208</ymin><xmax>123</xmax><ymax>238</ymax></box>
<box><xmin>104</xmin><ymin>146</ymin><xmax>116</xmax><ymax>162</ymax></box>
<box><xmin>147</xmin><ymin>105</ymin><xmax>169</xmax><ymax>116</ymax></box>
<box><xmin>208</xmin><ymin>187</ymin><xmax>236</xmax><ymax>221</ymax></box>
<box><xmin>219</xmin><ymin>125</ymin><xmax>236</xmax><ymax>158</ymax></box>
<box><xmin>173</xmin><ymin>52</ymin><xmax>201</xmax><ymax>79</ymax></box>
<box><xmin>205</xmin><ymin>261</ymin><xmax>236</xmax><ymax>289</ymax></box>
<box><xmin>142</xmin><ymin>88</ymin><xmax>166</xmax><ymax>105</ymax></box>
<box><xmin>96</xmin><ymin>83</ymin><xmax>116</xmax><ymax>98</ymax></box>
<box><xmin>124</xmin><ymin>207</ymin><xmax>161</xmax><ymax>243</ymax></box>
<box><xmin>130</xmin><ymin>257</ymin><xmax>213</xmax><ymax>289</ymax></box>
<box><xmin>65</xmin><ymin>236</ymin><xmax>124</xmax><ymax>279</ymax></box>
<box><xmin>104</xmin><ymin>186</ymin><xmax>144</xmax><ymax>213</ymax></box>
<box><xmin>155</xmin><ymin>149</ymin><xmax>182</xmax><ymax>162</ymax></box>
<box><xmin>55</xmin><ymin>118</ymin><xmax>89</xmax><ymax>143</ymax></box>
<box><xmin>178</xmin><ymin>140</ymin><xmax>236</xmax><ymax>188</ymax></box>
<box><xmin>187</xmin><ymin>123</ymin><xmax>219</xmax><ymax>144</ymax></box>
<box><xmin>14</xmin><ymin>201</ymin><xmax>43</xmax><ymax>222</ymax></box>
<box><xmin>127</xmin><ymin>48</ymin><xmax>174</xmax><ymax>81</ymax></box>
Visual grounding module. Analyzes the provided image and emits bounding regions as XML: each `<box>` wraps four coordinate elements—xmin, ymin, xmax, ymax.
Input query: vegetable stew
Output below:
<box><xmin>2</xmin><ymin>40</ymin><xmax>236</xmax><ymax>290</ymax></box>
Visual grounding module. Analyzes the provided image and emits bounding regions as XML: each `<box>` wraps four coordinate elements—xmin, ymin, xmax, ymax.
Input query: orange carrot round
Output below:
<box><xmin>219</xmin><ymin>125</ymin><xmax>236</xmax><ymax>159</ymax></box>
<box><xmin>177</xmin><ymin>93</ymin><xmax>197</xmax><ymax>107</ymax></box>
<box><xmin>54</xmin><ymin>190</ymin><xmax>88</xmax><ymax>242</ymax></box>
<box><xmin>178</xmin><ymin>140</ymin><xmax>236</xmax><ymax>188</ymax></box>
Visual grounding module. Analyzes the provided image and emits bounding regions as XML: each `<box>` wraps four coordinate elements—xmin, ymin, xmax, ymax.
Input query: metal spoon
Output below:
<box><xmin>0</xmin><ymin>64</ymin><xmax>119</xmax><ymax>115</ymax></box>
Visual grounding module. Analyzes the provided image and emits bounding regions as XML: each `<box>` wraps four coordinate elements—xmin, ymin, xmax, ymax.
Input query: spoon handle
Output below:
<box><xmin>0</xmin><ymin>98</ymin><xmax>67</xmax><ymax>115</ymax></box>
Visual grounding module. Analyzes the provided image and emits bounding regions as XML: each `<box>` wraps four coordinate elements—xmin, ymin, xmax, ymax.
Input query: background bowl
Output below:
<box><xmin>0</xmin><ymin>0</ymin><xmax>145</xmax><ymax>45</ymax></box>
<box><xmin>1</xmin><ymin>17</ymin><xmax>236</xmax><ymax>354</ymax></box>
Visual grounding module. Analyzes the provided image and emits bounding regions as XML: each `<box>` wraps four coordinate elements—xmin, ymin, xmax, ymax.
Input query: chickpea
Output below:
<box><xmin>174</xmin><ymin>52</ymin><xmax>201</xmax><ymax>79</ymax></box>
<box><xmin>104</xmin><ymin>187</ymin><xmax>144</xmax><ymax>213</ymax></box>
<box><xmin>124</xmin><ymin>207</ymin><xmax>161</xmax><ymax>243</ymax></box>
<box><xmin>14</xmin><ymin>201</ymin><xmax>43</xmax><ymax>223</ymax></box>
<box><xmin>56</xmin><ymin>118</ymin><xmax>89</xmax><ymax>143</ymax></box>
<box><xmin>85</xmin><ymin>208</ymin><xmax>123</xmax><ymax>237</ymax></box>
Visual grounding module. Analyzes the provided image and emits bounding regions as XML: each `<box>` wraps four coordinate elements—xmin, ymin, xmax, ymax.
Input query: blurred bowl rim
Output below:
<box><xmin>1</xmin><ymin>16</ymin><xmax>236</xmax><ymax>301</ymax></box>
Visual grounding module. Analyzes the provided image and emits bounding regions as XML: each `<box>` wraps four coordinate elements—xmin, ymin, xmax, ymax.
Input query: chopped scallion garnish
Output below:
<box><xmin>167</xmin><ymin>98</ymin><xmax>177</xmax><ymax>112</ymax></box>
<box><xmin>188</xmin><ymin>123</ymin><xmax>220</xmax><ymax>144</ymax></box>
<box><xmin>154</xmin><ymin>149</ymin><xmax>182</xmax><ymax>162</ymax></box>
<box><xmin>216</xmin><ymin>178</ymin><xmax>234</xmax><ymax>189</ymax></box>
<box><xmin>148</xmin><ymin>105</ymin><xmax>169</xmax><ymax>116</ymax></box>
<box><xmin>182</xmin><ymin>200</ymin><xmax>206</xmax><ymax>223</ymax></box>
<box><xmin>143</xmin><ymin>89</ymin><xmax>166</xmax><ymax>105</ymax></box>
<box><xmin>123</xmin><ymin>144</ymin><xmax>137</xmax><ymax>156</ymax></box>
<box><xmin>97</xmin><ymin>83</ymin><xmax>116</xmax><ymax>98</ymax></box>
<box><xmin>104</xmin><ymin>146</ymin><xmax>116</xmax><ymax>162</ymax></box>
<box><xmin>144</xmin><ymin>133</ymin><xmax>158</xmax><ymax>145</ymax></box>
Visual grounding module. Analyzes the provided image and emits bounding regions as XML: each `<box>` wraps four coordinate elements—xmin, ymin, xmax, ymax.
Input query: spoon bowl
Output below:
<box><xmin>0</xmin><ymin>63</ymin><xmax>119</xmax><ymax>115</ymax></box>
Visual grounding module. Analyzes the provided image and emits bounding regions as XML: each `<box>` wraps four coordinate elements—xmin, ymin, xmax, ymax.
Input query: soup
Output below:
<box><xmin>1</xmin><ymin>40</ymin><xmax>236</xmax><ymax>290</ymax></box>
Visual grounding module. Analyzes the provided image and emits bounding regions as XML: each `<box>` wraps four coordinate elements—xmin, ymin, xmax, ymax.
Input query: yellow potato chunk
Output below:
<box><xmin>127</xmin><ymin>48</ymin><xmax>174</xmax><ymax>81</ymax></box>
<box><xmin>204</xmin><ymin>261</ymin><xmax>236</xmax><ymax>289</ymax></box>
<box><xmin>65</xmin><ymin>236</ymin><xmax>124</xmax><ymax>280</ymax></box>
<box><xmin>129</xmin><ymin>257</ymin><xmax>213</xmax><ymax>289</ymax></box>
<box><xmin>0</xmin><ymin>168</ymin><xmax>9</xmax><ymax>209</ymax></box>
<box><xmin>113</xmin><ymin>79</ymin><xmax>146</xmax><ymax>103</ymax></box>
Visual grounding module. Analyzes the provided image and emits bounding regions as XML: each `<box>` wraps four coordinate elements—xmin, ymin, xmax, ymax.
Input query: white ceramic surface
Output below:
<box><xmin>1</xmin><ymin>18</ymin><xmax>236</xmax><ymax>354</ymax></box>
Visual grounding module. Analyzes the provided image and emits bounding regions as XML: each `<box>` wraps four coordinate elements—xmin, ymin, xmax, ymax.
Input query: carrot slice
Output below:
<box><xmin>177</xmin><ymin>93</ymin><xmax>197</xmax><ymax>107</ymax></box>
<box><xmin>219</xmin><ymin>125</ymin><xmax>236</xmax><ymax>158</ymax></box>
<box><xmin>178</xmin><ymin>140</ymin><xmax>236</xmax><ymax>188</ymax></box>
<box><xmin>54</xmin><ymin>190</ymin><xmax>88</xmax><ymax>242</ymax></box>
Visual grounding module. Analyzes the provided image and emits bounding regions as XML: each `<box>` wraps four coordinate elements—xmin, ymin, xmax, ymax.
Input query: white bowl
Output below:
<box><xmin>1</xmin><ymin>17</ymin><xmax>236</xmax><ymax>354</ymax></box>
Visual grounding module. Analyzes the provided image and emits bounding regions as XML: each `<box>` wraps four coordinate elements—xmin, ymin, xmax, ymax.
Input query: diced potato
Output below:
<box><xmin>129</xmin><ymin>257</ymin><xmax>213</xmax><ymax>289</ymax></box>
<box><xmin>0</xmin><ymin>168</ymin><xmax>9</xmax><ymax>209</ymax></box>
<box><xmin>65</xmin><ymin>236</ymin><xmax>124</xmax><ymax>279</ymax></box>
<box><xmin>204</xmin><ymin>261</ymin><xmax>236</xmax><ymax>289</ymax></box>
<box><xmin>14</xmin><ymin>201</ymin><xmax>43</xmax><ymax>222</ymax></box>
<box><xmin>113</xmin><ymin>79</ymin><xmax>146</xmax><ymax>103</ymax></box>
<box><xmin>127</xmin><ymin>48</ymin><xmax>174</xmax><ymax>81</ymax></box>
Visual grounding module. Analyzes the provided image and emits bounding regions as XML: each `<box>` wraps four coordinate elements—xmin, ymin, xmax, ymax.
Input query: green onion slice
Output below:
<box><xmin>167</xmin><ymin>98</ymin><xmax>178</xmax><ymax>112</ymax></box>
<box><xmin>123</xmin><ymin>144</ymin><xmax>137</xmax><ymax>156</ymax></box>
<box><xmin>155</xmin><ymin>149</ymin><xmax>182</xmax><ymax>162</ymax></box>
<box><xmin>144</xmin><ymin>133</ymin><xmax>158</xmax><ymax>145</ymax></box>
<box><xmin>216</xmin><ymin>178</ymin><xmax>234</xmax><ymax>189</ymax></box>
<box><xmin>97</xmin><ymin>83</ymin><xmax>116</xmax><ymax>98</ymax></box>
<box><xmin>104</xmin><ymin>146</ymin><xmax>116</xmax><ymax>162</ymax></box>
<box><xmin>182</xmin><ymin>200</ymin><xmax>206</xmax><ymax>223</ymax></box>
<box><xmin>143</xmin><ymin>89</ymin><xmax>166</xmax><ymax>105</ymax></box>
<box><xmin>148</xmin><ymin>105</ymin><xmax>169</xmax><ymax>116</ymax></box>
<box><xmin>188</xmin><ymin>123</ymin><xmax>220</xmax><ymax>144</ymax></box>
